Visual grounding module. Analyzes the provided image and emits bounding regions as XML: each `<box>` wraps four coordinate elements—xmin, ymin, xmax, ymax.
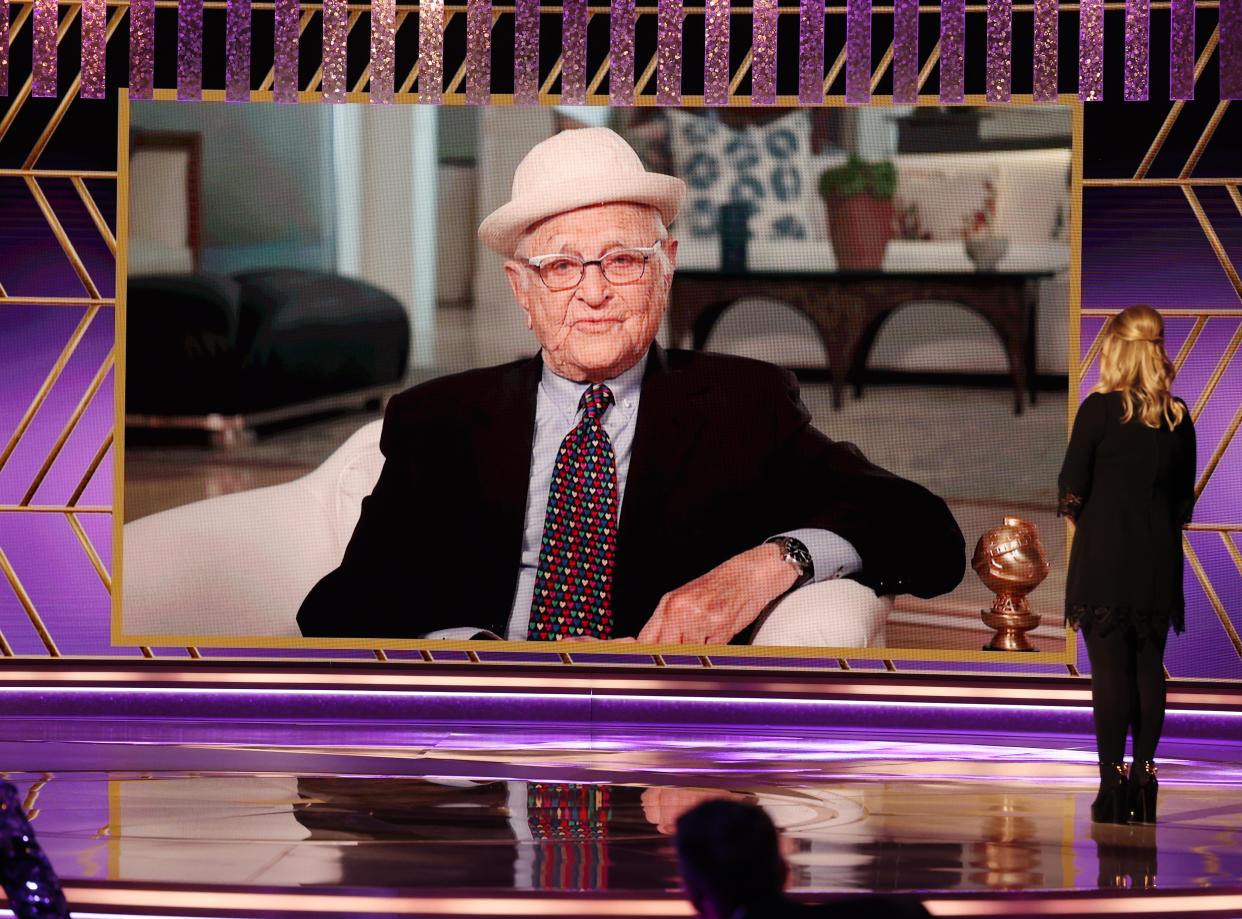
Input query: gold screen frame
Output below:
<box><xmin>109</xmin><ymin>86</ymin><xmax>1082</xmax><ymax>668</ymax></box>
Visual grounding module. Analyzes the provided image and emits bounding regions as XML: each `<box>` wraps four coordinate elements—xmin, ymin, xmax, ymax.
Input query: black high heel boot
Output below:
<box><xmin>1091</xmin><ymin>763</ymin><xmax>1130</xmax><ymax>824</ymax></box>
<box><xmin>1129</xmin><ymin>760</ymin><xmax>1158</xmax><ymax>824</ymax></box>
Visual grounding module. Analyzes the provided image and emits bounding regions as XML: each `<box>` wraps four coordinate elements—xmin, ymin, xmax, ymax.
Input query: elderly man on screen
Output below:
<box><xmin>297</xmin><ymin>128</ymin><xmax>965</xmax><ymax>645</ymax></box>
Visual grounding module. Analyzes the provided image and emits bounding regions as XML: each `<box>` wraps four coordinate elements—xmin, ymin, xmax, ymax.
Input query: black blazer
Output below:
<box><xmin>297</xmin><ymin>346</ymin><xmax>966</xmax><ymax>640</ymax></box>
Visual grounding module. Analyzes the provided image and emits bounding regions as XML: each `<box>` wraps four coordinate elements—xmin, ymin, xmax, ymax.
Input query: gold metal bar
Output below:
<box><xmin>67</xmin><ymin>512</ymin><xmax>111</xmax><ymax>590</ymax></box>
<box><xmin>634</xmin><ymin>49</ymin><xmax>659</xmax><ymax>96</ymax></box>
<box><xmin>917</xmin><ymin>40</ymin><xmax>941</xmax><ymax>92</ymax></box>
<box><xmin>1077</xmin><ymin>315</ymin><xmax>1112</xmax><ymax>381</ymax></box>
<box><xmin>1134</xmin><ymin>28</ymin><xmax>1219</xmax><ymax>179</ymax></box>
<box><xmin>728</xmin><ymin>50</ymin><xmax>754</xmax><ymax>98</ymax></box>
<box><xmin>0</xmin><ymin>4</ymin><xmax>42</xmax><ymax>146</ymax></box>
<box><xmin>540</xmin><ymin>60</ymin><xmax>563</xmax><ymax>97</ymax></box>
<box><xmin>1186</xmin><ymin>523</ymin><xmax>1242</xmax><ymax>530</ymax></box>
<box><xmin>140</xmin><ymin>646</ymin><xmax>155</xmax><ymax>658</ymax></box>
<box><xmin>1226</xmin><ymin>184</ymin><xmax>1242</xmax><ymax>219</ymax></box>
<box><xmin>0</xmin><ymin>296</ymin><xmax>115</xmax><ymax>305</ymax></box>
<box><xmin>71</xmin><ymin>176</ymin><xmax>118</xmax><ymax>256</ymax></box>
<box><xmin>0</xmin><ymin>306</ymin><xmax>100</xmax><ymax>474</ymax></box>
<box><xmin>1184</xmin><ymin>536</ymin><xmax>1242</xmax><ymax>661</ymax></box>
<box><xmin>698</xmin><ymin>655</ymin><xmax>712</xmax><ymax>668</ymax></box>
<box><xmin>67</xmin><ymin>434</ymin><xmax>113</xmax><ymax>507</ymax></box>
<box><xmin>1066</xmin><ymin>663</ymin><xmax>1080</xmax><ymax>676</ymax></box>
<box><xmin>883</xmin><ymin>659</ymin><xmax>896</xmax><ymax>672</ymax></box>
<box><xmin>1180</xmin><ymin>101</ymin><xmax>1230</xmax><ymax>180</ymax></box>
<box><xmin>1133</xmin><ymin>102</ymin><xmax>1183</xmax><ymax>180</ymax></box>
<box><xmin>0</xmin><ymin>505</ymin><xmax>111</xmax><ymax>513</ymax></box>
<box><xmin>22</xmin><ymin>775</ymin><xmax>52</xmax><ymax>819</ymax></box>
<box><xmin>187</xmin><ymin>647</ymin><xmax>202</xmax><ymax>658</ymax></box>
<box><xmin>373</xmin><ymin>649</ymin><xmax>389</xmax><ymax>661</ymax></box>
<box><xmin>259</xmin><ymin>8</ymin><xmax>316</xmax><ymax>91</ymax></box>
<box><xmin>822</xmin><ymin>45</ymin><xmax>847</xmax><ymax>95</ymax></box>
<box><xmin>1183</xmin><ymin>185</ymin><xmax>1242</xmax><ymax>299</ymax></box>
<box><xmin>0</xmin><ymin>544</ymin><xmax>61</xmax><ymax>656</ymax></box>
<box><xmin>652</xmin><ymin>653</ymin><xmax>666</xmax><ymax>666</ymax></box>
<box><xmin>1188</xmin><ymin>309</ymin><xmax>1242</xmax><ymax>419</ymax></box>
<box><xmin>1222</xmin><ymin>528</ymin><xmax>1242</xmax><ymax>579</ymax></box>
<box><xmin>871</xmin><ymin>42</ymin><xmax>895</xmax><ymax>93</ymax></box>
<box><xmin>0</xmin><ymin>169</ymin><xmax>119</xmax><ymax>178</ymax></box>
<box><xmin>586</xmin><ymin>54</ymin><xmax>611</xmax><ymax>97</ymax></box>
<box><xmin>1194</xmin><ymin>393</ymin><xmax>1242</xmax><ymax>501</ymax></box>
<box><xmin>21</xmin><ymin>348</ymin><xmax>115</xmax><ymax>506</ymax></box>
<box><xmin>1083</xmin><ymin>177</ymin><xmax>1242</xmax><ymax>186</ymax></box>
<box><xmin>466</xmin><ymin>650</ymin><xmax>482</xmax><ymax>663</ymax></box>
<box><xmin>837</xmin><ymin>658</ymin><xmax>851</xmax><ymax>670</ymax></box>
<box><xmin>559</xmin><ymin>652</ymin><xmax>573</xmax><ymax>664</ymax></box>
<box><xmin>24</xmin><ymin>177</ymin><xmax>103</xmax><ymax>300</ymax></box>
<box><xmin>1083</xmin><ymin>308</ymin><xmax>1242</xmax><ymax>316</ymax></box>
<box><xmin>22</xmin><ymin>4</ymin><xmax>90</xmax><ymax>169</ymax></box>
<box><xmin>1171</xmin><ymin>315</ymin><xmax>1206</xmax><ymax>374</ymax></box>
<box><xmin>0</xmin><ymin>625</ymin><xmax>13</xmax><ymax>656</ymax></box>
<box><xmin>420</xmin><ymin>648</ymin><xmax>434</xmax><ymax>662</ymax></box>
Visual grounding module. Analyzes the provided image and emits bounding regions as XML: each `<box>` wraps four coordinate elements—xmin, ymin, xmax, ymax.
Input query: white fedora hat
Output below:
<box><xmin>478</xmin><ymin>127</ymin><xmax>686</xmax><ymax>258</ymax></box>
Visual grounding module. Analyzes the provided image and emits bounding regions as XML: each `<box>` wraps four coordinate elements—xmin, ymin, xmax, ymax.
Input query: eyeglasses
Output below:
<box><xmin>525</xmin><ymin>241</ymin><xmax>663</xmax><ymax>291</ymax></box>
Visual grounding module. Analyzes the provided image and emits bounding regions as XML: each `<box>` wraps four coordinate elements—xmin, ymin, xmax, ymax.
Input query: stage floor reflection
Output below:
<box><xmin>4</xmin><ymin>721</ymin><xmax>1241</xmax><ymax>894</ymax></box>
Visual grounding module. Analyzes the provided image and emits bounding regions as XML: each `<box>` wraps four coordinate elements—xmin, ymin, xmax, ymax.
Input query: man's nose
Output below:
<box><xmin>576</xmin><ymin>262</ymin><xmax>612</xmax><ymax>306</ymax></box>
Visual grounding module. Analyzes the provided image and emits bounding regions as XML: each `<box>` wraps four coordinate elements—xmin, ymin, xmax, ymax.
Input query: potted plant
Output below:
<box><xmin>818</xmin><ymin>154</ymin><xmax>897</xmax><ymax>271</ymax></box>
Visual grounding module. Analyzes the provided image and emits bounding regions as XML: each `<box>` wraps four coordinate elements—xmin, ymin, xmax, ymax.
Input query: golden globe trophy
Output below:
<box><xmin>973</xmin><ymin>516</ymin><xmax>1050</xmax><ymax>652</ymax></box>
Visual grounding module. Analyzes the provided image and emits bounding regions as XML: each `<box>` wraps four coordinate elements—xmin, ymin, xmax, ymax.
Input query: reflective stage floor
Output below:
<box><xmin>5</xmin><ymin>717</ymin><xmax>1242</xmax><ymax>916</ymax></box>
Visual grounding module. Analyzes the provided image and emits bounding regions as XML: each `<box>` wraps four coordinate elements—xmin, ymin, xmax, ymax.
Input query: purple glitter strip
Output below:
<box><xmin>609</xmin><ymin>0</ymin><xmax>635</xmax><ymax>105</ymax></box>
<box><xmin>892</xmin><ymin>0</ymin><xmax>917</xmax><ymax>102</ymax></box>
<box><xmin>845</xmin><ymin>0</ymin><xmax>871</xmax><ymax>104</ymax></box>
<box><xmin>1032</xmin><ymin>0</ymin><xmax>1057</xmax><ymax>101</ymax></box>
<box><xmin>656</xmin><ymin>0</ymin><xmax>682</xmax><ymax>105</ymax></box>
<box><xmin>1223</xmin><ymin>0</ymin><xmax>1241</xmax><ymax>100</ymax></box>
<box><xmin>514</xmin><ymin>0</ymin><xmax>539</xmax><ymax>104</ymax></box>
<box><xmin>561</xmin><ymin>0</ymin><xmax>586</xmax><ymax>103</ymax></box>
<box><xmin>799</xmin><ymin>0</ymin><xmax>824</xmax><ymax>103</ymax></box>
<box><xmin>465</xmin><ymin>0</ymin><xmax>490</xmax><ymax>104</ymax></box>
<box><xmin>704</xmin><ymin>0</ymin><xmax>728</xmax><ymax>104</ymax></box>
<box><xmin>1124</xmin><ymin>0</ymin><xmax>1149</xmax><ymax>100</ymax></box>
<box><xmin>985</xmin><ymin>0</ymin><xmax>1011</xmax><ymax>101</ymax></box>
<box><xmin>273</xmin><ymin>0</ymin><xmax>299</xmax><ymax>103</ymax></box>
<box><xmin>939</xmin><ymin>0</ymin><xmax>965</xmax><ymax>103</ymax></box>
<box><xmin>322</xmin><ymin>0</ymin><xmax>346</xmax><ymax>101</ymax></box>
<box><xmin>0</xmin><ymin>0</ymin><xmax>7</xmax><ymax>96</ymax></box>
<box><xmin>32</xmin><ymin>0</ymin><xmax>56</xmax><ymax>98</ymax></box>
<box><xmin>419</xmin><ymin>0</ymin><xmax>443</xmax><ymax>103</ymax></box>
<box><xmin>751</xmin><ymin>0</ymin><xmax>777</xmax><ymax>103</ymax></box>
<box><xmin>1169</xmin><ymin>0</ymin><xmax>1194</xmax><ymax>100</ymax></box>
<box><xmin>1078</xmin><ymin>0</ymin><xmax>1103</xmax><ymax>100</ymax></box>
<box><xmin>372</xmin><ymin>0</ymin><xmax>396</xmax><ymax>103</ymax></box>
<box><xmin>225</xmin><ymin>0</ymin><xmax>251</xmax><ymax>101</ymax></box>
<box><xmin>129</xmin><ymin>0</ymin><xmax>154</xmax><ymax>100</ymax></box>
<box><xmin>80</xmin><ymin>0</ymin><xmax>105</xmax><ymax>98</ymax></box>
<box><xmin>176</xmin><ymin>0</ymin><xmax>203</xmax><ymax>101</ymax></box>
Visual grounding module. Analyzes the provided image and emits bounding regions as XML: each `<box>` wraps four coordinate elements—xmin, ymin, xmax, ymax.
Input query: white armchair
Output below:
<box><xmin>122</xmin><ymin>418</ymin><xmax>891</xmax><ymax>647</ymax></box>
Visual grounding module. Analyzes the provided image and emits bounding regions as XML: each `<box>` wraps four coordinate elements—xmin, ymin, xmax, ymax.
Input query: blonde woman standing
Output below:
<box><xmin>1059</xmin><ymin>304</ymin><xmax>1197</xmax><ymax>825</ymax></box>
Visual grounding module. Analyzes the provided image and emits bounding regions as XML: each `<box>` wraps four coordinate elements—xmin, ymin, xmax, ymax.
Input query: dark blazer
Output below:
<box><xmin>297</xmin><ymin>346</ymin><xmax>965</xmax><ymax>640</ymax></box>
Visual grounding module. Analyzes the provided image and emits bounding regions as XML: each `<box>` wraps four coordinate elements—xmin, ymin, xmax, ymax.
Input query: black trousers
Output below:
<box><xmin>1083</xmin><ymin>626</ymin><xmax>1169</xmax><ymax>765</ymax></box>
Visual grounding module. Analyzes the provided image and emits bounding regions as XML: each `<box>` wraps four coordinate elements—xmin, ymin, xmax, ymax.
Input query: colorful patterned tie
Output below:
<box><xmin>526</xmin><ymin>782</ymin><xmax>611</xmax><ymax>890</ymax></box>
<box><xmin>527</xmin><ymin>383</ymin><xmax>618</xmax><ymax>640</ymax></box>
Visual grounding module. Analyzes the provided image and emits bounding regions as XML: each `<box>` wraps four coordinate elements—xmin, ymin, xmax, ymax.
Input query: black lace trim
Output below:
<box><xmin>1066</xmin><ymin>604</ymin><xmax>1185</xmax><ymax>639</ymax></box>
<box><xmin>1058</xmin><ymin>491</ymin><xmax>1084</xmax><ymax>519</ymax></box>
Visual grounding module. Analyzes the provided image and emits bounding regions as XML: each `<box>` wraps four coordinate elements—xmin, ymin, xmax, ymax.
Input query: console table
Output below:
<box><xmin>667</xmin><ymin>269</ymin><xmax>1055</xmax><ymax>415</ymax></box>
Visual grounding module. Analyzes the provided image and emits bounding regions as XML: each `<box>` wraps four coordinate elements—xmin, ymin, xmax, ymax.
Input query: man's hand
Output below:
<box><xmin>637</xmin><ymin>543</ymin><xmax>799</xmax><ymax>645</ymax></box>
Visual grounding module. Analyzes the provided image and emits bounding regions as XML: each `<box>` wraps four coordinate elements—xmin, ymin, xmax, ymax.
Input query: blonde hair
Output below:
<box><xmin>1093</xmin><ymin>304</ymin><xmax>1186</xmax><ymax>429</ymax></box>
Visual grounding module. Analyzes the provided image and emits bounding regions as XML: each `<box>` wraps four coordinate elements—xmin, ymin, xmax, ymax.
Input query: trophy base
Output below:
<box><xmin>981</xmin><ymin>608</ymin><xmax>1041</xmax><ymax>652</ymax></box>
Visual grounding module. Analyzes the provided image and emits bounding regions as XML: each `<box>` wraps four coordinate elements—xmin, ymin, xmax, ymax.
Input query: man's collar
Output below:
<box><xmin>539</xmin><ymin>349</ymin><xmax>652</xmax><ymax>414</ymax></box>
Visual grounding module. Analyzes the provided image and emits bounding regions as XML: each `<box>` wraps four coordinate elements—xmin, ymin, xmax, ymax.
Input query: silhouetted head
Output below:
<box><xmin>675</xmin><ymin>799</ymin><xmax>788</xmax><ymax>919</ymax></box>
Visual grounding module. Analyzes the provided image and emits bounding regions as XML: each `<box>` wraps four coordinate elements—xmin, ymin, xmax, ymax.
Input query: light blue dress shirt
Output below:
<box><xmin>431</xmin><ymin>355</ymin><xmax>863</xmax><ymax>640</ymax></box>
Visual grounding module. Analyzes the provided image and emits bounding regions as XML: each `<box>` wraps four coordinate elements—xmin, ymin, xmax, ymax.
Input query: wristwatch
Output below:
<box><xmin>765</xmin><ymin>536</ymin><xmax>814</xmax><ymax>589</ymax></box>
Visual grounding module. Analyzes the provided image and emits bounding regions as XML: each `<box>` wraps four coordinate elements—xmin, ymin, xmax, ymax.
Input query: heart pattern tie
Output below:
<box><xmin>527</xmin><ymin>383</ymin><xmax>618</xmax><ymax>640</ymax></box>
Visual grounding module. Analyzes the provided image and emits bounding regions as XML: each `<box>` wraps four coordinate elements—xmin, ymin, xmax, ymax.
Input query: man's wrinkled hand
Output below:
<box><xmin>637</xmin><ymin>543</ymin><xmax>798</xmax><ymax>645</ymax></box>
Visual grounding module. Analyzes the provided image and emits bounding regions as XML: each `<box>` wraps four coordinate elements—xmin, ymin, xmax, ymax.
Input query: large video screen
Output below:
<box><xmin>116</xmin><ymin>97</ymin><xmax>1078</xmax><ymax>661</ymax></box>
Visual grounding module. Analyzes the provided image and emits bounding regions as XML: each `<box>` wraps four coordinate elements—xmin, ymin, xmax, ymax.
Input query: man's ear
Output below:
<box><xmin>504</xmin><ymin>260</ymin><xmax>534</xmax><ymax>329</ymax></box>
<box><xmin>663</xmin><ymin>237</ymin><xmax>679</xmax><ymax>292</ymax></box>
